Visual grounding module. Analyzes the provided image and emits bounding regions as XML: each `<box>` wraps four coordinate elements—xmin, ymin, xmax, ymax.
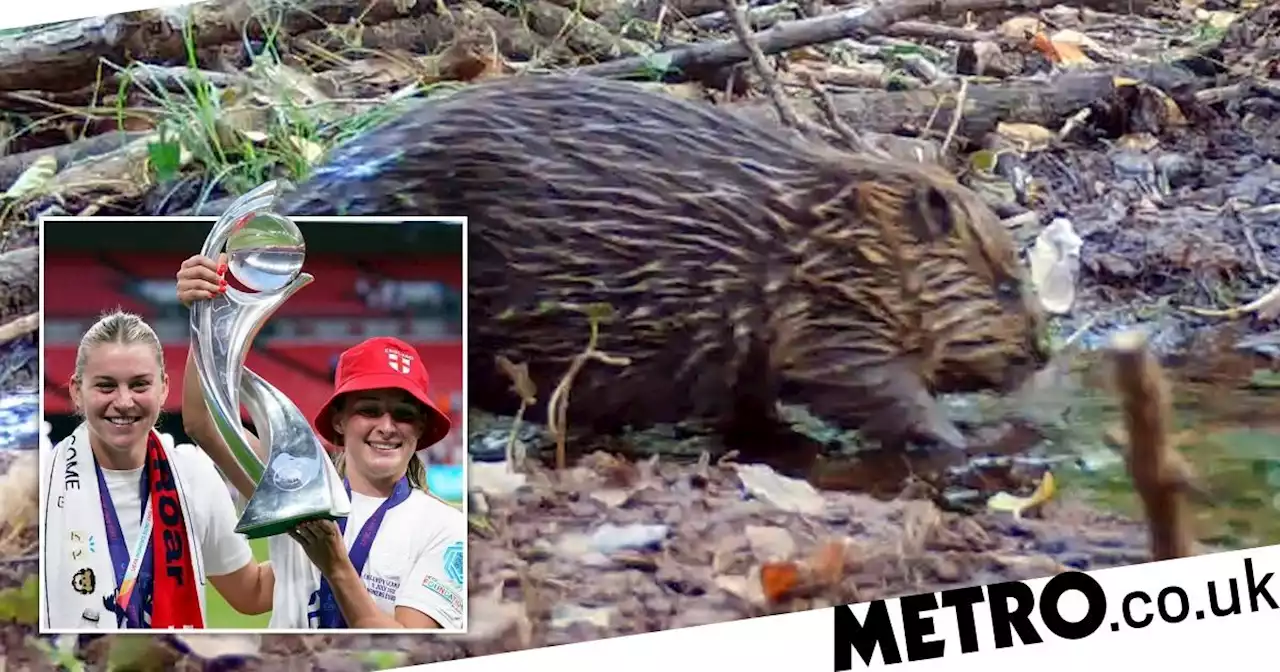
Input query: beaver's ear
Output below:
<box><xmin>905</xmin><ymin>184</ymin><xmax>958</xmax><ymax>243</ymax></box>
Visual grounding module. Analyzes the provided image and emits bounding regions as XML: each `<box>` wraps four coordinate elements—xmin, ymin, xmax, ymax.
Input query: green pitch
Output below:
<box><xmin>205</xmin><ymin>537</ymin><xmax>271</xmax><ymax>629</ymax></box>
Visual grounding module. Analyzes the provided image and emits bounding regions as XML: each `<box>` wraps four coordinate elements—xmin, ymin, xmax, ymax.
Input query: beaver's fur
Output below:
<box><xmin>277</xmin><ymin>75</ymin><xmax>1052</xmax><ymax>456</ymax></box>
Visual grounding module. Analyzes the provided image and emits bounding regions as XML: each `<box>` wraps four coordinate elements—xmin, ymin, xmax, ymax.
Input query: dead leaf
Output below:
<box><xmin>998</xmin><ymin>15</ymin><xmax>1043</xmax><ymax>40</ymax></box>
<box><xmin>811</xmin><ymin>540</ymin><xmax>848</xmax><ymax>586</ymax></box>
<box><xmin>1032</xmin><ymin>31</ymin><xmax>1093</xmax><ymax>66</ymax></box>
<box><xmin>469</xmin><ymin>460</ymin><xmax>528</xmax><ymax>496</ymax></box>
<box><xmin>715</xmin><ymin>573</ymin><xmax>767</xmax><ymax>605</ymax></box>
<box><xmin>1118</xmin><ymin>133</ymin><xmax>1160</xmax><ymax>151</ymax></box>
<box><xmin>758</xmin><ymin>539</ymin><xmax>850</xmax><ymax>603</ymax></box>
<box><xmin>995</xmin><ymin>122</ymin><xmax>1055</xmax><ymax>151</ymax></box>
<box><xmin>987</xmin><ymin>471</ymin><xmax>1057</xmax><ymax>519</ymax></box>
<box><xmin>732</xmin><ymin>464</ymin><xmax>826</xmax><ymax>515</ymax></box>
<box><xmin>0</xmin><ymin>451</ymin><xmax>38</xmax><ymax>537</ymax></box>
<box><xmin>497</xmin><ymin>355</ymin><xmax>537</xmax><ymax>405</ymax></box>
<box><xmin>438</xmin><ymin>42</ymin><xmax>510</xmax><ymax>83</ymax></box>
<box><xmin>760</xmin><ymin>561</ymin><xmax>801</xmax><ymax>603</ymax></box>
<box><xmin>1049</xmin><ymin>29</ymin><xmax>1103</xmax><ymax>52</ymax></box>
<box><xmin>744</xmin><ymin>526</ymin><xmax>797</xmax><ymax>562</ymax></box>
<box><xmin>171</xmin><ymin>633</ymin><xmax>261</xmax><ymax>661</ymax></box>
<box><xmin>787</xmin><ymin>47</ymin><xmax>829</xmax><ymax>63</ymax></box>
<box><xmin>2</xmin><ymin>154</ymin><xmax>58</xmax><ymax>200</ymax></box>
<box><xmin>218</xmin><ymin>106</ymin><xmax>271</xmax><ymax>140</ymax></box>
<box><xmin>589</xmin><ymin>488</ymin><xmax>632</xmax><ymax>508</ymax></box>
<box><xmin>288</xmin><ymin>136</ymin><xmax>325</xmax><ymax>164</ymax></box>
<box><xmin>658</xmin><ymin>83</ymin><xmax>707</xmax><ymax>100</ymax></box>
<box><xmin>1195</xmin><ymin>9</ymin><xmax>1239</xmax><ymax>30</ymax></box>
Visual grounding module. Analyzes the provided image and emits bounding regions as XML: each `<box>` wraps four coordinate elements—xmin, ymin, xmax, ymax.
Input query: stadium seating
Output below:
<box><xmin>50</xmin><ymin>252</ymin><xmax>464</xmax><ymax>320</ymax></box>
<box><xmin>45</xmin><ymin>254</ymin><xmax>154</xmax><ymax>318</ymax></box>
<box><xmin>358</xmin><ymin>256</ymin><xmax>462</xmax><ymax>287</ymax></box>
<box><xmin>104</xmin><ymin>252</ymin><xmax>377</xmax><ymax>317</ymax></box>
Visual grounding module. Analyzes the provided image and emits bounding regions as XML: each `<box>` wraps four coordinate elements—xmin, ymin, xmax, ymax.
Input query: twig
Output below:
<box><xmin>0</xmin><ymin>313</ymin><xmax>38</xmax><ymax>346</ymax></box>
<box><xmin>545</xmin><ymin>312</ymin><xmax>631</xmax><ymax>471</ymax></box>
<box><xmin>496</xmin><ymin>355</ymin><xmax>537</xmax><ymax>473</ymax></box>
<box><xmin>1179</xmin><ymin>281</ymin><xmax>1280</xmax><ymax>320</ymax></box>
<box><xmin>721</xmin><ymin>0</ymin><xmax>812</xmax><ymax>138</ymax></box>
<box><xmin>1242</xmin><ymin>225</ymin><xmax>1276</xmax><ymax>280</ymax></box>
<box><xmin>798</xmin><ymin>72</ymin><xmax>876</xmax><ymax>154</ymax></box>
<box><xmin>939</xmin><ymin>78</ymin><xmax>970</xmax><ymax>156</ymax></box>
<box><xmin>115</xmin><ymin>62</ymin><xmax>240</xmax><ymax>91</ymax></box>
<box><xmin>1057</xmin><ymin>107</ymin><xmax>1093</xmax><ymax>141</ymax></box>
<box><xmin>884</xmin><ymin>20</ymin><xmax>995</xmax><ymax>43</ymax></box>
<box><xmin>1107</xmin><ymin>329</ymin><xmax>1195</xmax><ymax>561</ymax></box>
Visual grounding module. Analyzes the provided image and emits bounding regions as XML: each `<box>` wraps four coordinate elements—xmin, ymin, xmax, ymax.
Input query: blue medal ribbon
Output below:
<box><xmin>315</xmin><ymin>476</ymin><xmax>411</xmax><ymax>629</ymax></box>
<box><xmin>94</xmin><ymin>460</ymin><xmax>153</xmax><ymax>629</ymax></box>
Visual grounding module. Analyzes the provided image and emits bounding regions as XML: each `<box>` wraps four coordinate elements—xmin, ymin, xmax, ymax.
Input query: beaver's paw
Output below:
<box><xmin>899</xmin><ymin>416</ymin><xmax>970</xmax><ymax>467</ymax></box>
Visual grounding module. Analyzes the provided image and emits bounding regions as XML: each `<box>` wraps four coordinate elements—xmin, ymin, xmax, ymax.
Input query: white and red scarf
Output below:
<box><xmin>42</xmin><ymin>423</ymin><xmax>206</xmax><ymax>630</ymax></box>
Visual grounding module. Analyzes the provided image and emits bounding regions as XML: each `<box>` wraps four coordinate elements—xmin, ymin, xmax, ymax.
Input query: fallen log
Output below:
<box><xmin>733</xmin><ymin>69</ymin><xmax>1118</xmax><ymax>148</ymax></box>
<box><xmin>521</xmin><ymin>1</ymin><xmax>649</xmax><ymax>59</ymax></box>
<box><xmin>288</xmin><ymin>6</ymin><xmax>561</xmax><ymax>68</ymax></box>
<box><xmin>575</xmin><ymin>0</ymin><xmax>1158</xmax><ymax>81</ymax></box>
<box><xmin>0</xmin><ymin>247</ymin><xmax>38</xmax><ymax>325</ymax></box>
<box><xmin>0</xmin><ymin>132</ymin><xmax>149</xmax><ymax>192</ymax></box>
<box><xmin>0</xmin><ymin>0</ymin><xmax>442</xmax><ymax>94</ymax></box>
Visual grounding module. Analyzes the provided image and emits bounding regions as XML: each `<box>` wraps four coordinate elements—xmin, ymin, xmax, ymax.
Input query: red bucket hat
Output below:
<box><xmin>313</xmin><ymin>337</ymin><xmax>452</xmax><ymax>451</ymax></box>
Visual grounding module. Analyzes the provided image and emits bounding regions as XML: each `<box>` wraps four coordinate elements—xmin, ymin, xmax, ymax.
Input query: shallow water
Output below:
<box><xmin>806</xmin><ymin>340</ymin><xmax>1280</xmax><ymax>552</ymax></box>
<box><xmin>1053</xmin><ymin>372</ymin><xmax>1280</xmax><ymax>551</ymax></box>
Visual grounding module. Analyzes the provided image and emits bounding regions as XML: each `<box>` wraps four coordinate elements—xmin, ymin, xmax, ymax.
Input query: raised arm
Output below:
<box><xmin>176</xmin><ymin>253</ymin><xmax>266</xmax><ymax>499</ymax></box>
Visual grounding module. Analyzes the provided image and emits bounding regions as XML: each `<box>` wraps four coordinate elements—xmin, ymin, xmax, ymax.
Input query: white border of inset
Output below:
<box><xmin>38</xmin><ymin>215</ymin><xmax>470</xmax><ymax>635</ymax></box>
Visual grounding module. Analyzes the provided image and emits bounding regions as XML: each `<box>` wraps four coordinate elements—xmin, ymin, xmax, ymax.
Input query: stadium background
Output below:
<box><xmin>42</xmin><ymin>217</ymin><xmax>464</xmax><ymax>628</ymax></box>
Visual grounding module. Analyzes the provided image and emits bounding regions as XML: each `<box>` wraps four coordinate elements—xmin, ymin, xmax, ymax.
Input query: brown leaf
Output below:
<box><xmin>760</xmin><ymin>561</ymin><xmax>801</xmax><ymax>603</ymax></box>
<box><xmin>496</xmin><ymin>355</ymin><xmax>537</xmax><ymax>404</ymax></box>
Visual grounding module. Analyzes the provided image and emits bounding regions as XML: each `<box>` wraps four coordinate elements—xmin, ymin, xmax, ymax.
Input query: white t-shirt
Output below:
<box><xmin>268</xmin><ymin>487</ymin><xmax>466</xmax><ymax>630</ymax></box>
<box><xmin>97</xmin><ymin>445</ymin><xmax>255</xmax><ymax>580</ymax></box>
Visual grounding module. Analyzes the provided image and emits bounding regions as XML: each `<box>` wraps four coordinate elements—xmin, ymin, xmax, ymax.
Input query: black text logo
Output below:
<box><xmin>834</xmin><ymin>572</ymin><xmax>1106</xmax><ymax>669</ymax></box>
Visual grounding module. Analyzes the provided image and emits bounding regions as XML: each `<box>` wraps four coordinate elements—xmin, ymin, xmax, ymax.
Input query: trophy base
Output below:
<box><xmin>235</xmin><ymin>461</ymin><xmax>353</xmax><ymax>539</ymax></box>
<box><xmin>235</xmin><ymin>509</ymin><xmax>348</xmax><ymax>540</ymax></box>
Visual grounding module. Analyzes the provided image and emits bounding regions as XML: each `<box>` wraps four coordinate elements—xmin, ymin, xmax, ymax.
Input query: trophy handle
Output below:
<box><xmin>189</xmin><ymin>273</ymin><xmax>313</xmax><ymax>483</ymax></box>
<box><xmin>238</xmin><ymin>367</ymin><xmax>351</xmax><ymax>538</ymax></box>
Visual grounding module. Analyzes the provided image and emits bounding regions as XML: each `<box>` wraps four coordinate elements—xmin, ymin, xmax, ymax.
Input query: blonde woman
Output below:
<box><xmin>41</xmin><ymin>311</ymin><xmax>274</xmax><ymax>629</ymax></box>
<box><xmin>176</xmin><ymin>255</ymin><xmax>466</xmax><ymax>630</ymax></box>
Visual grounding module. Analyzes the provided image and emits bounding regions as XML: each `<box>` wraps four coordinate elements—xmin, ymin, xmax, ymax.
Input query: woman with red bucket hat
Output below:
<box><xmin>176</xmin><ymin>254</ymin><xmax>466</xmax><ymax>630</ymax></box>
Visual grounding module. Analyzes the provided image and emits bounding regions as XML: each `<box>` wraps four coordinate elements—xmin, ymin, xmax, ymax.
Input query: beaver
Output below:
<box><xmin>276</xmin><ymin>74</ymin><xmax>1052</xmax><ymax>459</ymax></box>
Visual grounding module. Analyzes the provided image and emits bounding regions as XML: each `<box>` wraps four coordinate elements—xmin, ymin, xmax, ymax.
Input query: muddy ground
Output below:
<box><xmin>4</xmin><ymin>449</ymin><xmax>1161</xmax><ymax>670</ymax></box>
<box><xmin>3</xmin><ymin>0</ymin><xmax>1280</xmax><ymax>670</ymax></box>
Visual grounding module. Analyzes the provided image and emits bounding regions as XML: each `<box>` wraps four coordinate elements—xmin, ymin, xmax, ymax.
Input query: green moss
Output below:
<box><xmin>0</xmin><ymin>575</ymin><xmax>39</xmax><ymax>625</ymax></box>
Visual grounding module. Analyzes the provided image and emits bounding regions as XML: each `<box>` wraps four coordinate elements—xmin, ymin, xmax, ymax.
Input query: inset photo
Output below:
<box><xmin>39</xmin><ymin>195</ymin><xmax>467</xmax><ymax>634</ymax></box>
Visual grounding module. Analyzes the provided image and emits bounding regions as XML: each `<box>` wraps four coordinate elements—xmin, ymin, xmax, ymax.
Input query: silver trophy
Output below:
<box><xmin>189</xmin><ymin>180</ymin><xmax>351</xmax><ymax>539</ymax></box>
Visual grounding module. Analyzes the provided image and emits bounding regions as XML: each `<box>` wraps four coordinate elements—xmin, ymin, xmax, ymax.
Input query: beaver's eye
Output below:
<box><xmin>907</xmin><ymin>184</ymin><xmax>956</xmax><ymax>242</ymax></box>
<box><xmin>996</xmin><ymin>279</ymin><xmax>1022</xmax><ymax>301</ymax></box>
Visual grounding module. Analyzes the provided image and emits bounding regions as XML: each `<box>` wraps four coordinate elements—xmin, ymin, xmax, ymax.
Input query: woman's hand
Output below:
<box><xmin>288</xmin><ymin>520</ymin><xmax>351</xmax><ymax>578</ymax></box>
<box><xmin>176</xmin><ymin>253</ymin><xmax>227</xmax><ymax>307</ymax></box>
